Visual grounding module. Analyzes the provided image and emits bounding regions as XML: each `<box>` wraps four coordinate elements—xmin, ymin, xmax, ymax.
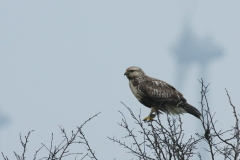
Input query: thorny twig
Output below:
<box><xmin>197</xmin><ymin>79</ymin><xmax>240</xmax><ymax>160</ymax></box>
<box><xmin>109</xmin><ymin>102</ymin><xmax>200</xmax><ymax>160</ymax></box>
<box><xmin>2</xmin><ymin>112</ymin><xmax>101</xmax><ymax>160</ymax></box>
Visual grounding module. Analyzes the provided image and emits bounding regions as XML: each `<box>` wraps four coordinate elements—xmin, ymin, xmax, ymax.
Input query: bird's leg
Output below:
<box><xmin>143</xmin><ymin>107</ymin><xmax>158</xmax><ymax>122</ymax></box>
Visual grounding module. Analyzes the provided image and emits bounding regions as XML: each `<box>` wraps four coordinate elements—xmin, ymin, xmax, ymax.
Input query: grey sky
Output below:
<box><xmin>0</xmin><ymin>1</ymin><xmax>240</xmax><ymax>159</ymax></box>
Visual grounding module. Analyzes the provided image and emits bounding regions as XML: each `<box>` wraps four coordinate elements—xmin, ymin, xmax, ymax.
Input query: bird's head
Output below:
<box><xmin>124</xmin><ymin>66</ymin><xmax>145</xmax><ymax>79</ymax></box>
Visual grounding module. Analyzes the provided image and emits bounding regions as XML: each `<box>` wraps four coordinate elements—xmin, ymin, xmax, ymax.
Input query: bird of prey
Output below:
<box><xmin>124</xmin><ymin>66</ymin><xmax>201</xmax><ymax>121</ymax></box>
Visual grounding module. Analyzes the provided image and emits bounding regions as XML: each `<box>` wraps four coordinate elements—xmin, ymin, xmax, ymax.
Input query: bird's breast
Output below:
<box><xmin>129</xmin><ymin>81</ymin><xmax>142</xmax><ymax>101</ymax></box>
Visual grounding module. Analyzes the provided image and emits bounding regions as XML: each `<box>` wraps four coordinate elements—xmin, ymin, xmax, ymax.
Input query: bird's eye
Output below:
<box><xmin>130</xmin><ymin>70</ymin><xmax>134</xmax><ymax>72</ymax></box>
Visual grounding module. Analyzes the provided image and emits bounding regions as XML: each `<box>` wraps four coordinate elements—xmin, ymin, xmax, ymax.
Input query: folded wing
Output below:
<box><xmin>139</xmin><ymin>77</ymin><xmax>186</xmax><ymax>103</ymax></box>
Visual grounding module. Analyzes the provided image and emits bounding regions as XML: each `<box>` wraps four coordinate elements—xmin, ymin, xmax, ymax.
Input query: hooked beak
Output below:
<box><xmin>124</xmin><ymin>71</ymin><xmax>127</xmax><ymax>76</ymax></box>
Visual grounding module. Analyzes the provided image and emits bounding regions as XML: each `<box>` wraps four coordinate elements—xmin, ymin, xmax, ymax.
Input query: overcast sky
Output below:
<box><xmin>0</xmin><ymin>1</ymin><xmax>240</xmax><ymax>159</ymax></box>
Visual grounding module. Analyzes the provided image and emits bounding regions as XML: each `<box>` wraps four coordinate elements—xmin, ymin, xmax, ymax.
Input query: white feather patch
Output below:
<box><xmin>154</xmin><ymin>81</ymin><xmax>161</xmax><ymax>86</ymax></box>
<box><xmin>166</xmin><ymin>104</ymin><xmax>187</xmax><ymax>115</ymax></box>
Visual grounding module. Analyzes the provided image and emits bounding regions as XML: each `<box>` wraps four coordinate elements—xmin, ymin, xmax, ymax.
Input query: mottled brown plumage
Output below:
<box><xmin>124</xmin><ymin>66</ymin><xmax>201</xmax><ymax>121</ymax></box>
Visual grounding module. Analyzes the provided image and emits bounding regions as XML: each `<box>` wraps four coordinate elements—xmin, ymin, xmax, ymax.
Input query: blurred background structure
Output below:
<box><xmin>0</xmin><ymin>109</ymin><xmax>9</xmax><ymax>149</ymax></box>
<box><xmin>172</xmin><ymin>22</ymin><xmax>223</xmax><ymax>90</ymax></box>
<box><xmin>0</xmin><ymin>1</ymin><xmax>239</xmax><ymax>159</ymax></box>
<box><xmin>0</xmin><ymin>111</ymin><xmax>9</xmax><ymax>131</ymax></box>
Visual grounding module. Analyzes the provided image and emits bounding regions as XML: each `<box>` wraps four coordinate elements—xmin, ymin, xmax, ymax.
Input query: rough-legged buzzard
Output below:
<box><xmin>124</xmin><ymin>66</ymin><xmax>201</xmax><ymax>121</ymax></box>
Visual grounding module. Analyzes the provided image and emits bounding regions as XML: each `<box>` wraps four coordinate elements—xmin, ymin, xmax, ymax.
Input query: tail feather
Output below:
<box><xmin>180</xmin><ymin>103</ymin><xmax>201</xmax><ymax>119</ymax></box>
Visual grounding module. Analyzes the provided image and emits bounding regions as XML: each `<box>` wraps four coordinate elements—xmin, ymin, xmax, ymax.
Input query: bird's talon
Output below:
<box><xmin>143</xmin><ymin>117</ymin><xmax>154</xmax><ymax>122</ymax></box>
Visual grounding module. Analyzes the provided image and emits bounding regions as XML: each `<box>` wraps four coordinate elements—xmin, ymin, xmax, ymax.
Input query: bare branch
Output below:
<box><xmin>2</xmin><ymin>113</ymin><xmax>101</xmax><ymax>160</ymax></box>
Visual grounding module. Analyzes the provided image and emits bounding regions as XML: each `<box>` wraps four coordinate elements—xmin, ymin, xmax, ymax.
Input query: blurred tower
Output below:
<box><xmin>172</xmin><ymin>22</ymin><xmax>223</xmax><ymax>90</ymax></box>
<box><xmin>0</xmin><ymin>109</ymin><xmax>9</xmax><ymax>149</ymax></box>
<box><xmin>0</xmin><ymin>112</ymin><xmax>9</xmax><ymax>129</ymax></box>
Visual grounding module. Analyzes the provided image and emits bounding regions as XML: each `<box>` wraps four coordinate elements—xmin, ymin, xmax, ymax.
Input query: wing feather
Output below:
<box><xmin>139</xmin><ymin>77</ymin><xmax>186</xmax><ymax>102</ymax></box>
